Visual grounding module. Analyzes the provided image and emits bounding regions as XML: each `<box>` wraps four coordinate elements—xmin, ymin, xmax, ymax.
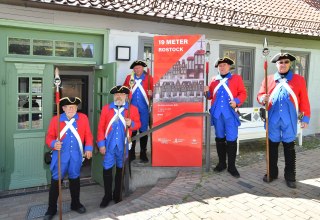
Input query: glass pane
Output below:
<box><xmin>238</xmin><ymin>66</ymin><xmax>243</xmax><ymax>76</ymax></box>
<box><xmin>33</xmin><ymin>40</ymin><xmax>53</xmax><ymax>56</ymax></box>
<box><xmin>77</xmin><ymin>43</ymin><xmax>94</xmax><ymax>58</ymax></box>
<box><xmin>18</xmin><ymin>113</ymin><xmax>29</xmax><ymax>129</ymax></box>
<box><xmin>32</xmin><ymin>95</ymin><xmax>42</xmax><ymax>111</ymax></box>
<box><xmin>30</xmin><ymin>96</ymin><xmax>41</xmax><ymax>111</ymax></box>
<box><xmin>8</xmin><ymin>38</ymin><xmax>30</xmax><ymax>55</ymax></box>
<box><xmin>55</xmin><ymin>41</ymin><xmax>74</xmax><ymax>57</ymax></box>
<box><xmin>144</xmin><ymin>46</ymin><xmax>152</xmax><ymax>62</ymax></box>
<box><xmin>244</xmin><ymin>52</ymin><xmax>251</xmax><ymax>65</ymax></box>
<box><xmin>18</xmin><ymin>77</ymin><xmax>29</xmax><ymax>93</ymax></box>
<box><xmin>242</xmin><ymin>66</ymin><xmax>250</xmax><ymax>81</ymax></box>
<box><xmin>32</xmin><ymin>77</ymin><xmax>43</xmax><ymax>93</ymax></box>
<box><xmin>31</xmin><ymin>113</ymin><xmax>42</xmax><ymax>129</ymax></box>
<box><xmin>18</xmin><ymin>95</ymin><xmax>29</xmax><ymax>111</ymax></box>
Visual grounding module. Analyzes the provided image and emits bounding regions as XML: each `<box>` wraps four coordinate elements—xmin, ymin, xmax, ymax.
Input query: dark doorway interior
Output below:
<box><xmin>60</xmin><ymin>75</ymin><xmax>89</xmax><ymax>115</ymax></box>
<box><xmin>53</xmin><ymin>66</ymin><xmax>93</xmax><ymax>178</ymax></box>
<box><xmin>53</xmin><ymin>75</ymin><xmax>89</xmax><ymax>116</ymax></box>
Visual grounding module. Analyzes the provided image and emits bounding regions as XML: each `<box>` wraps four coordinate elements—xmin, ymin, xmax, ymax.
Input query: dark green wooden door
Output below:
<box><xmin>91</xmin><ymin>63</ymin><xmax>116</xmax><ymax>185</ymax></box>
<box><xmin>5</xmin><ymin>62</ymin><xmax>53</xmax><ymax>190</ymax></box>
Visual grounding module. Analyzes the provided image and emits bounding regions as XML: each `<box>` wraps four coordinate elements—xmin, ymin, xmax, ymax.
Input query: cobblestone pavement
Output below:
<box><xmin>1</xmin><ymin>135</ymin><xmax>320</xmax><ymax>220</ymax></box>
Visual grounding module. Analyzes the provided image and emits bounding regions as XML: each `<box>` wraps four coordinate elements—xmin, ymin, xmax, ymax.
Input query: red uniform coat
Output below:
<box><xmin>46</xmin><ymin>112</ymin><xmax>93</xmax><ymax>150</ymax></box>
<box><xmin>207</xmin><ymin>74</ymin><xmax>247</xmax><ymax>106</ymax></box>
<box><xmin>96</xmin><ymin>103</ymin><xmax>141</xmax><ymax>147</ymax></box>
<box><xmin>257</xmin><ymin>73</ymin><xmax>310</xmax><ymax>123</ymax></box>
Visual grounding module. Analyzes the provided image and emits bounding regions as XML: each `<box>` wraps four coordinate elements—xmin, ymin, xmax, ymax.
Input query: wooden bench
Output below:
<box><xmin>237</xmin><ymin>107</ymin><xmax>303</xmax><ymax>155</ymax></box>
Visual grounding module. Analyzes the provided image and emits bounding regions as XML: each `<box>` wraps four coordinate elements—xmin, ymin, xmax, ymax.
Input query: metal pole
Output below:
<box><xmin>120</xmin><ymin>78</ymin><xmax>134</xmax><ymax>201</ymax></box>
<box><xmin>54</xmin><ymin>67</ymin><xmax>62</xmax><ymax>220</ymax></box>
<box><xmin>205</xmin><ymin>113</ymin><xmax>211</xmax><ymax>172</ymax></box>
<box><xmin>262</xmin><ymin>38</ymin><xmax>270</xmax><ymax>182</ymax></box>
<box><xmin>205</xmin><ymin>42</ymin><xmax>211</xmax><ymax>172</ymax></box>
<box><xmin>145</xmin><ymin>53</ymin><xmax>153</xmax><ymax>163</ymax></box>
<box><xmin>119</xmin><ymin>100</ymin><xmax>131</xmax><ymax>201</ymax></box>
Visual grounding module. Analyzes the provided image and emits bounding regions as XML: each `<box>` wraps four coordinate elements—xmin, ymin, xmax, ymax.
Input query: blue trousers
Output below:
<box><xmin>212</xmin><ymin>114</ymin><xmax>238</xmax><ymax>141</ymax></box>
<box><xmin>103</xmin><ymin>145</ymin><xmax>128</xmax><ymax>169</ymax></box>
<box><xmin>268</xmin><ymin>119</ymin><xmax>296</xmax><ymax>143</ymax></box>
<box><xmin>138</xmin><ymin>108</ymin><xmax>149</xmax><ymax>132</ymax></box>
<box><xmin>51</xmin><ymin>156</ymin><xmax>82</xmax><ymax>180</ymax></box>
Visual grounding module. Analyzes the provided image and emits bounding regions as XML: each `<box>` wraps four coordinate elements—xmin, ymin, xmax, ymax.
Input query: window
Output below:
<box><xmin>77</xmin><ymin>43</ymin><xmax>94</xmax><ymax>58</ymax></box>
<box><xmin>8</xmin><ymin>38</ymin><xmax>30</xmax><ymax>55</ymax></box>
<box><xmin>55</xmin><ymin>41</ymin><xmax>74</xmax><ymax>57</ymax></box>
<box><xmin>33</xmin><ymin>40</ymin><xmax>53</xmax><ymax>56</ymax></box>
<box><xmin>221</xmin><ymin>45</ymin><xmax>255</xmax><ymax>107</ymax></box>
<box><xmin>282</xmin><ymin>50</ymin><xmax>310</xmax><ymax>87</ymax></box>
<box><xmin>17</xmin><ymin>77</ymin><xmax>43</xmax><ymax>129</ymax></box>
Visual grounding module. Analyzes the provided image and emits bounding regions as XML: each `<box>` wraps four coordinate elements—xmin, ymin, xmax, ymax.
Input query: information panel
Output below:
<box><xmin>152</xmin><ymin>35</ymin><xmax>205</xmax><ymax>166</ymax></box>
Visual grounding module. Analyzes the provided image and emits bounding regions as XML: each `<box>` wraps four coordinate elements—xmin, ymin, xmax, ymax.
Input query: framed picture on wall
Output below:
<box><xmin>116</xmin><ymin>46</ymin><xmax>131</xmax><ymax>61</ymax></box>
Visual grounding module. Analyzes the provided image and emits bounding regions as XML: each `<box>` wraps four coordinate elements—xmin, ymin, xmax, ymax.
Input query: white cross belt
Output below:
<box><xmin>213</xmin><ymin>78</ymin><xmax>234</xmax><ymax>100</ymax></box>
<box><xmin>132</xmin><ymin>79</ymin><xmax>149</xmax><ymax>106</ymax></box>
<box><xmin>59</xmin><ymin>118</ymin><xmax>83</xmax><ymax>156</ymax></box>
<box><xmin>268</xmin><ymin>78</ymin><xmax>298</xmax><ymax>115</ymax></box>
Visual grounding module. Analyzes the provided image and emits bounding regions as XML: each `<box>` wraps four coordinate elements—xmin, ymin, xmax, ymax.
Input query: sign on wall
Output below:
<box><xmin>152</xmin><ymin>35</ymin><xmax>205</xmax><ymax>166</ymax></box>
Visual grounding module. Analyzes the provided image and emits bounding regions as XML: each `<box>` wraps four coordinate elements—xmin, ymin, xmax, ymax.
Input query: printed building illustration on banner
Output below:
<box><xmin>154</xmin><ymin>38</ymin><xmax>205</xmax><ymax>103</ymax></box>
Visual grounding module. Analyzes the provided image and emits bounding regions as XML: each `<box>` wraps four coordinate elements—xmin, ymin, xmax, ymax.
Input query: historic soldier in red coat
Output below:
<box><xmin>123</xmin><ymin>60</ymin><xmax>153</xmax><ymax>163</ymax></box>
<box><xmin>97</xmin><ymin>85</ymin><xmax>141</xmax><ymax>208</ymax></box>
<box><xmin>257</xmin><ymin>53</ymin><xmax>310</xmax><ymax>188</ymax></box>
<box><xmin>204</xmin><ymin>57</ymin><xmax>247</xmax><ymax>178</ymax></box>
<box><xmin>44</xmin><ymin>97</ymin><xmax>93</xmax><ymax>220</ymax></box>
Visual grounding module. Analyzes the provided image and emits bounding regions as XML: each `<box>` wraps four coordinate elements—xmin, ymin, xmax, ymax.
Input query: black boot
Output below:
<box><xmin>140</xmin><ymin>135</ymin><xmax>149</xmax><ymax>163</ymax></box>
<box><xmin>69</xmin><ymin>177</ymin><xmax>86</xmax><ymax>214</ymax></box>
<box><xmin>263</xmin><ymin>139</ymin><xmax>280</xmax><ymax>183</ymax></box>
<box><xmin>113</xmin><ymin>167</ymin><xmax>123</xmax><ymax>203</ymax></box>
<box><xmin>283</xmin><ymin>141</ymin><xmax>296</xmax><ymax>188</ymax></box>
<box><xmin>213</xmin><ymin>137</ymin><xmax>227</xmax><ymax>172</ymax></box>
<box><xmin>100</xmin><ymin>168</ymin><xmax>113</xmax><ymax>208</ymax></box>
<box><xmin>227</xmin><ymin>140</ymin><xmax>240</xmax><ymax>178</ymax></box>
<box><xmin>129</xmin><ymin>131</ymin><xmax>137</xmax><ymax>162</ymax></box>
<box><xmin>44</xmin><ymin>179</ymin><xmax>59</xmax><ymax>220</ymax></box>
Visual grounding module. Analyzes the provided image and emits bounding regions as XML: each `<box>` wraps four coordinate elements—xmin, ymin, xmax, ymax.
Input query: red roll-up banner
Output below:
<box><xmin>152</xmin><ymin>35</ymin><xmax>205</xmax><ymax>166</ymax></box>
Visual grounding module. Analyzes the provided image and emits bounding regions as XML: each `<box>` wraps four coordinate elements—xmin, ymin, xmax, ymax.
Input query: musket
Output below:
<box><xmin>262</xmin><ymin>38</ymin><xmax>270</xmax><ymax>182</ymax></box>
<box><xmin>54</xmin><ymin>67</ymin><xmax>62</xmax><ymax>220</ymax></box>
<box><xmin>119</xmin><ymin>73</ymin><xmax>135</xmax><ymax>201</ymax></box>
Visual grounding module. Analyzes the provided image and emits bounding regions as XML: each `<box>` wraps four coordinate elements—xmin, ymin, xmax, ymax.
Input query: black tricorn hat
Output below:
<box><xmin>60</xmin><ymin>97</ymin><xmax>81</xmax><ymax>106</ymax></box>
<box><xmin>214</xmin><ymin>57</ymin><xmax>234</xmax><ymax>67</ymax></box>
<box><xmin>130</xmin><ymin>60</ymin><xmax>147</xmax><ymax>69</ymax></box>
<box><xmin>271</xmin><ymin>53</ymin><xmax>296</xmax><ymax>63</ymax></box>
<box><xmin>110</xmin><ymin>85</ymin><xmax>130</xmax><ymax>94</ymax></box>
